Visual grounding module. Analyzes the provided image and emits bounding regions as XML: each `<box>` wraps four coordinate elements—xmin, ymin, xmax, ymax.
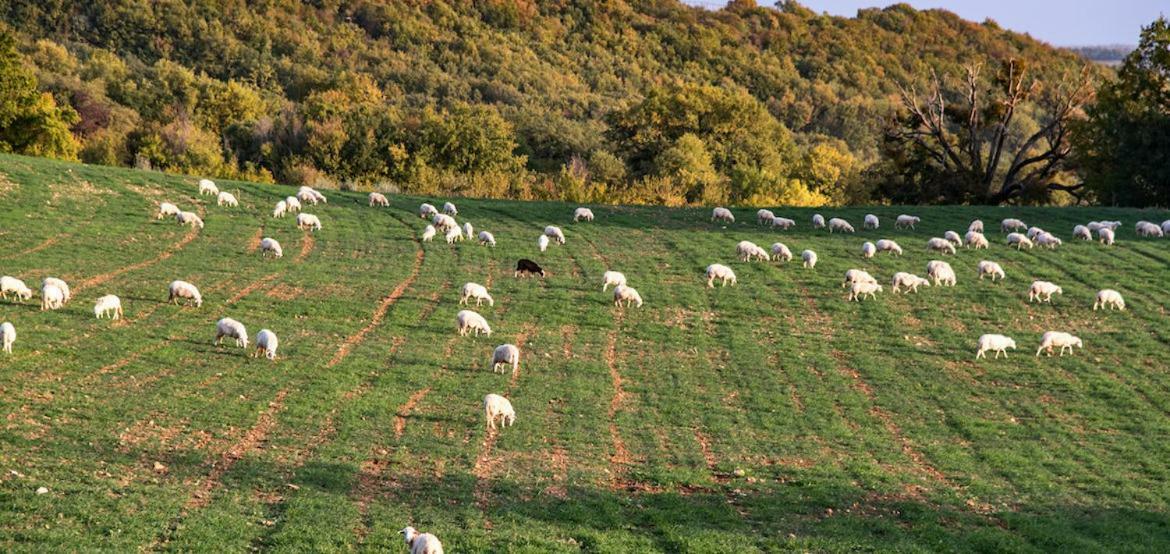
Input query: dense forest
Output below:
<box><xmin>0</xmin><ymin>0</ymin><xmax>1139</xmax><ymax>206</ymax></box>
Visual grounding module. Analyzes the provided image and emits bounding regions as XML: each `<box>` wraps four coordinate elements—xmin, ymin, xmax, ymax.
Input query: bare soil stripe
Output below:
<box><xmin>2</xmin><ymin>236</ymin><xmax>60</xmax><ymax>260</ymax></box>
<box><xmin>294</xmin><ymin>233</ymin><xmax>315</xmax><ymax>263</ymax></box>
<box><xmin>394</xmin><ymin>387</ymin><xmax>432</xmax><ymax>439</ymax></box>
<box><xmin>605</xmin><ymin>314</ymin><xmax>633</xmax><ymax>487</ymax></box>
<box><xmin>224</xmin><ymin>273</ymin><xmax>282</xmax><ymax>306</ymax></box>
<box><xmin>325</xmin><ymin>248</ymin><xmax>425</xmax><ymax>368</ymax></box>
<box><xmin>76</xmin><ymin>222</ymin><xmax>201</xmax><ymax>293</ymax></box>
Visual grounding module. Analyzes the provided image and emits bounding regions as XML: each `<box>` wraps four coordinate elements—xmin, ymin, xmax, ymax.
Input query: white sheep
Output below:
<box><xmin>93</xmin><ymin>294</ymin><xmax>123</xmax><ymax>319</ymax></box>
<box><xmin>770</xmin><ymin>242</ymin><xmax>793</xmax><ymax>262</ymax></box>
<box><xmin>215</xmin><ymin>317</ymin><xmax>249</xmax><ymax>348</ymax></box>
<box><xmin>0</xmin><ymin>276</ymin><xmax>33</xmax><ymax>302</ymax></box>
<box><xmin>735</xmin><ymin>240</ymin><xmax>769</xmax><ymax>262</ymax></box>
<box><xmin>1028</xmin><ymin>280</ymin><xmax>1063</xmax><ymax>303</ymax></box>
<box><xmin>157</xmin><ymin>202</ymin><xmax>181</xmax><ymax>220</ymax></box>
<box><xmin>260</xmin><ymin>237</ymin><xmax>283</xmax><ymax>258</ymax></box>
<box><xmin>273</xmin><ymin>200</ymin><xmax>287</xmax><ymax>218</ymax></box>
<box><xmin>492</xmin><ymin>344</ymin><xmax>520</xmax><ymax>375</ymax></box>
<box><xmin>431</xmin><ymin>213</ymin><xmax>457</xmax><ymax>231</ymax></box>
<box><xmin>483</xmin><ymin>393</ymin><xmax>515</xmax><ymax>430</ymax></box>
<box><xmin>965</xmin><ymin>231</ymin><xmax>989</xmax><ymax>249</ymax></box>
<box><xmin>1087</xmin><ymin>221</ymin><xmax>1103</xmax><ymax>232</ymax></box>
<box><xmin>770</xmin><ymin>216</ymin><xmax>796</xmax><ymax>230</ymax></box>
<box><xmin>400</xmin><ymin>526</ymin><xmax>444</xmax><ymax>554</ymax></box>
<box><xmin>167</xmin><ymin>280</ymin><xmax>202</xmax><ymax>307</ymax></box>
<box><xmin>968</xmin><ymin>219</ymin><xmax>984</xmax><ymax>233</ymax></box>
<box><xmin>369</xmin><ymin>192</ymin><xmax>389</xmax><ymax>207</ymax></box>
<box><xmin>296</xmin><ymin>189</ymin><xmax>317</xmax><ymax>205</ymax></box>
<box><xmin>1094</xmin><ymin>289</ymin><xmax>1125</xmax><ymax>311</ymax></box>
<box><xmin>296</xmin><ymin>213</ymin><xmax>322</xmax><ymax>232</ymax></box>
<box><xmin>705</xmin><ymin>264</ymin><xmax>737</xmax><ymax>287</ymax></box>
<box><xmin>43</xmin><ymin>277</ymin><xmax>71</xmax><ymax>304</ymax></box>
<box><xmin>544</xmin><ymin>225</ymin><xmax>566</xmax><ymax>245</ymax></box>
<box><xmin>442</xmin><ymin>201</ymin><xmax>458</xmax><ymax>216</ymax></box>
<box><xmin>254</xmin><ymin>329</ymin><xmax>278</xmax><ymax>361</ymax></box>
<box><xmin>456</xmin><ymin>310</ymin><xmax>491</xmax><ymax>336</ymax></box>
<box><xmin>802</xmin><ymin>249</ymin><xmax>817</xmax><ymax>269</ymax></box>
<box><xmin>843</xmin><ymin>269</ymin><xmax>878</xmax><ymax>288</ymax></box>
<box><xmin>421</xmin><ymin>225</ymin><xmax>436</xmax><ymax>242</ymax></box>
<box><xmin>1</xmin><ymin>321</ymin><xmax>14</xmax><ymax>354</ymax></box>
<box><xmin>848</xmin><ymin>281</ymin><xmax>882</xmax><ymax>302</ymax></box>
<box><xmin>756</xmin><ymin>209</ymin><xmax>775</xmax><ymax>225</ymax></box>
<box><xmin>1036</xmin><ymin>331</ymin><xmax>1083</xmax><ymax>357</ymax></box>
<box><xmin>895</xmin><ymin>215</ymin><xmax>921</xmax><ymax>229</ymax></box>
<box><xmin>462</xmin><ymin>222</ymin><xmax>474</xmax><ymax>241</ymax></box>
<box><xmin>864</xmin><ymin>214</ymin><xmax>879</xmax><ymax>229</ymax></box>
<box><xmin>943</xmin><ymin>230</ymin><xmax>962</xmax><ymax>246</ymax></box>
<box><xmin>574</xmin><ymin>207</ymin><xmax>595</xmax><ymax>222</ymax></box>
<box><xmin>311</xmin><ymin>188</ymin><xmax>328</xmax><ymax>204</ymax></box>
<box><xmin>860</xmin><ymin>241</ymin><xmax>876</xmax><ymax>259</ymax></box>
<box><xmin>198</xmin><ymin>178</ymin><xmax>219</xmax><ymax>196</ymax></box>
<box><xmin>1026</xmin><ymin>226</ymin><xmax>1046</xmax><ymax>240</ymax></box>
<box><xmin>891</xmin><ymin>272</ymin><xmax>930</xmax><ymax>294</ymax></box>
<box><xmin>1036</xmin><ymin>232</ymin><xmax>1062</xmax><ymax>249</ymax></box>
<box><xmin>1101</xmin><ymin>220</ymin><xmax>1123</xmax><ymax>230</ymax></box>
<box><xmin>460</xmin><ymin>282</ymin><xmax>494</xmax><ymax>307</ymax></box>
<box><xmin>977</xmin><ymin>260</ymin><xmax>1005</xmax><ymax>282</ymax></box>
<box><xmin>613</xmin><ymin>284</ymin><xmax>643</xmax><ymax>308</ymax></box>
<box><xmin>1136</xmin><ymin>221</ymin><xmax>1164</xmax><ymax>238</ymax></box>
<box><xmin>444</xmin><ymin>226</ymin><xmax>463</xmax><ymax>244</ymax></box>
<box><xmin>926</xmin><ymin>237</ymin><xmax>956</xmax><ymax>255</ymax></box>
<box><xmin>1006</xmin><ymin>233</ymin><xmax>1033</xmax><ymax>250</ymax></box>
<box><xmin>538</xmin><ymin>234</ymin><xmax>549</xmax><ymax>252</ymax></box>
<box><xmin>602</xmin><ymin>271</ymin><xmax>627</xmax><ymax>291</ymax></box>
<box><xmin>217</xmin><ymin>191</ymin><xmax>238</xmax><ymax>207</ymax></box>
<box><xmin>285</xmin><ymin>196</ymin><xmax>302</xmax><ymax>213</ymax></box>
<box><xmin>811</xmin><ymin>214</ymin><xmax>826</xmax><ymax>229</ymax></box>
<box><xmin>976</xmin><ymin>334</ymin><xmax>1016</xmax><ymax>359</ymax></box>
<box><xmin>711</xmin><ymin>207</ymin><xmax>735</xmax><ymax>223</ymax></box>
<box><xmin>419</xmin><ymin>203</ymin><xmax>438</xmax><ymax>219</ymax></box>
<box><xmin>1001</xmin><ymin>218</ymin><xmax>1027</xmax><ymax>233</ymax></box>
<box><xmin>1162</xmin><ymin>220</ymin><xmax>1170</xmax><ymax>235</ymax></box>
<box><xmin>1072</xmin><ymin>225</ymin><xmax>1092</xmax><ymax>240</ymax></box>
<box><xmin>1098</xmin><ymin>227</ymin><xmax>1115</xmax><ymax>246</ymax></box>
<box><xmin>176</xmin><ymin>211</ymin><xmax>204</xmax><ymax>229</ymax></box>
<box><xmin>874</xmin><ymin>239</ymin><xmax>902</xmax><ymax>256</ymax></box>
<box><xmin>828</xmin><ymin>218</ymin><xmax>855</xmax><ymax>233</ymax></box>
<box><xmin>926</xmin><ymin>260</ymin><xmax>956</xmax><ymax>287</ymax></box>
<box><xmin>477</xmin><ymin>230</ymin><xmax>496</xmax><ymax>247</ymax></box>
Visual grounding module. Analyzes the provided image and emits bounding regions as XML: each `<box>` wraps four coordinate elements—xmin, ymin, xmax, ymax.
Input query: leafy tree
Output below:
<box><xmin>0</xmin><ymin>29</ymin><xmax>79</xmax><ymax>159</ymax></box>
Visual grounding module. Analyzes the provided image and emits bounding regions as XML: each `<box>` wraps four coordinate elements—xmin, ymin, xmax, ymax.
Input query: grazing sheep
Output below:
<box><xmin>1098</xmin><ymin>227</ymin><xmax>1115</xmax><ymax>245</ymax></box>
<box><xmin>1026</xmin><ymin>226</ymin><xmax>1046</xmax><ymax>240</ymax></box>
<box><xmin>1001</xmin><ymin>218</ymin><xmax>1027</xmax><ymax>233</ymax></box>
<box><xmin>544</xmin><ymin>225</ymin><xmax>566</xmax><ymax>245</ymax></box>
<box><xmin>1036</xmin><ymin>331</ymin><xmax>1083</xmax><ymax>357</ymax></box>
<box><xmin>260</xmin><ymin>237</ymin><xmax>283</xmax><ymax>258</ymax></box>
<box><xmin>1006</xmin><ymin>232</ymin><xmax>1033</xmax><ymax>250</ymax></box>
<box><xmin>848</xmin><ymin>281</ymin><xmax>883</xmax><ymax>301</ymax></box>
<box><xmin>93</xmin><ymin>295</ymin><xmax>123</xmax><ymax>319</ymax></box>
<box><xmin>214</xmin><ymin>317</ymin><xmax>248</xmax><ymax>348</ymax></box>
<box><xmin>254</xmin><ymin>329</ymin><xmax>278</xmax><ymax>361</ymax></box>
<box><xmin>1094</xmin><ymin>289</ymin><xmax>1125</xmax><ymax>311</ymax></box>
<box><xmin>976</xmin><ymin>334</ymin><xmax>1017</xmax><ymax>359</ymax></box>
<box><xmin>1</xmin><ymin>321</ymin><xmax>14</xmax><ymax>353</ymax></box>
<box><xmin>157</xmin><ymin>202</ymin><xmax>181</xmax><ymax>220</ymax></box>
<box><xmin>1028</xmin><ymin>280</ymin><xmax>1063</xmax><ymax>303</ymax></box>
<box><xmin>1087</xmin><ymin>221</ymin><xmax>1103</xmax><ymax>232</ymax></box>
<box><xmin>460</xmin><ymin>282</ymin><xmax>494</xmax><ymax>307</ymax></box>
<box><xmin>273</xmin><ymin>200</ymin><xmax>287</xmax><ymax>218</ymax></box>
<box><xmin>1072</xmin><ymin>225</ymin><xmax>1092</xmax><ymax>240</ymax></box>
<box><xmin>167</xmin><ymin>280</ymin><xmax>202</xmax><ymax>307</ymax></box>
<box><xmin>712</xmin><ymin>207</ymin><xmax>735</xmax><ymax>223</ymax></box>
<box><xmin>431</xmin><ymin>213</ymin><xmax>457</xmax><ymax>231</ymax></box>
<box><xmin>613</xmin><ymin>284</ymin><xmax>643</xmax><ymax>307</ymax></box>
<box><xmin>285</xmin><ymin>196</ymin><xmax>302</xmax><ymax>213</ymax></box>
<box><xmin>926</xmin><ymin>260</ymin><xmax>956</xmax><ymax>286</ymax></box>
<box><xmin>1162</xmin><ymin>220</ymin><xmax>1170</xmax><ymax>235</ymax></box>
<box><xmin>770</xmin><ymin>216</ymin><xmax>796</xmax><ymax>230</ymax></box>
<box><xmin>828</xmin><ymin>218</ymin><xmax>855</xmax><ymax>233</ymax></box>
<box><xmin>574</xmin><ymin>207</ymin><xmax>595</xmax><ymax>222</ymax></box>
<box><xmin>926</xmin><ymin>237</ymin><xmax>957</xmax><ymax>255</ymax></box>
<box><xmin>456</xmin><ymin>310</ymin><xmax>492</xmax><ymax>336</ymax></box>
<box><xmin>802</xmin><ymin>249</ymin><xmax>817</xmax><ymax>268</ymax></box>
<box><xmin>419</xmin><ymin>203</ymin><xmax>438</xmax><ymax>219</ymax></box>
<box><xmin>0</xmin><ymin>276</ymin><xmax>33</xmax><ymax>302</ymax></box>
<box><xmin>538</xmin><ymin>234</ymin><xmax>549</xmax><ymax>252</ymax></box>
<box><xmin>965</xmin><ymin>231</ymin><xmax>989</xmax><ymax>249</ymax></box>
<box><xmin>843</xmin><ymin>269</ymin><xmax>878</xmax><ymax>288</ymax></box>
<box><xmin>176</xmin><ymin>211</ymin><xmax>204</xmax><ymax>229</ymax></box>
<box><xmin>705</xmin><ymin>264</ymin><xmax>737</xmax><ymax>288</ymax></box>
<box><xmin>757</xmin><ymin>209</ymin><xmax>775</xmax><ymax>225</ymax></box>
<box><xmin>444</xmin><ymin>226</ymin><xmax>463</xmax><ymax>244</ymax></box>
<box><xmin>492</xmin><ymin>344</ymin><xmax>520</xmax><ymax>375</ymax></box>
<box><xmin>43</xmin><ymin>277</ymin><xmax>71</xmax><ymax>304</ymax></box>
<box><xmin>770</xmin><ymin>242</ymin><xmax>793</xmax><ymax>262</ymax></box>
<box><xmin>864</xmin><ymin>214</ymin><xmax>879</xmax><ymax>229</ymax></box>
<box><xmin>943</xmin><ymin>230</ymin><xmax>962</xmax><ymax>246</ymax></box>
<box><xmin>483</xmin><ymin>393</ymin><xmax>515</xmax><ymax>430</ymax></box>
<box><xmin>602</xmin><ymin>271</ymin><xmax>627</xmax><ymax>291</ymax></box>
<box><xmin>1101</xmin><ymin>221</ymin><xmax>1123</xmax><ymax>231</ymax></box>
<box><xmin>891</xmin><ymin>272</ymin><xmax>930</xmax><ymax>294</ymax></box>
<box><xmin>462</xmin><ymin>222</ymin><xmax>474</xmax><ymax>242</ymax></box>
<box><xmin>735</xmin><ymin>240</ymin><xmax>769</xmax><ymax>262</ymax></box>
<box><xmin>400</xmin><ymin>526</ymin><xmax>444</xmax><ymax>554</ymax></box>
<box><xmin>875</xmin><ymin>239</ymin><xmax>903</xmax><ymax>256</ymax></box>
<box><xmin>861</xmin><ymin>241</ymin><xmax>876</xmax><ymax>259</ymax></box>
<box><xmin>1036</xmin><ymin>232</ymin><xmax>1063</xmax><ymax>249</ymax></box>
<box><xmin>1136</xmin><ymin>221</ymin><xmax>1164</xmax><ymax>238</ymax></box>
<box><xmin>40</xmin><ymin>283</ymin><xmax>64</xmax><ymax>311</ymax></box>
<box><xmin>217</xmin><ymin>191</ymin><xmax>238</xmax><ymax>207</ymax></box>
<box><xmin>977</xmin><ymin>260</ymin><xmax>1005</xmax><ymax>282</ymax></box>
<box><xmin>296</xmin><ymin>189</ymin><xmax>317</xmax><ymax>205</ymax></box>
<box><xmin>369</xmin><ymin>192</ymin><xmax>389</xmax><ymax>207</ymax></box>
<box><xmin>296</xmin><ymin>213</ymin><xmax>322</xmax><ymax>232</ymax></box>
<box><xmin>968</xmin><ymin>220</ymin><xmax>984</xmax><ymax>233</ymax></box>
<box><xmin>812</xmin><ymin>214</ymin><xmax>826</xmax><ymax>229</ymax></box>
<box><xmin>478</xmin><ymin>230</ymin><xmax>496</xmax><ymax>247</ymax></box>
<box><xmin>895</xmin><ymin>215</ymin><xmax>921</xmax><ymax>229</ymax></box>
<box><xmin>515</xmin><ymin>259</ymin><xmax>545</xmax><ymax>278</ymax></box>
<box><xmin>442</xmin><ymin>201</ymin><xmax>458</xmax><ymax>216</ymax></box>
<box><xmin>421</xmin><ymin>225</ymin><xmax>436</xmax><ymax>242</ymax></box>
<box><xmin>198</xmin><ymin>178</ymin><xmax>218</xmax><ymax>196</ymax></box>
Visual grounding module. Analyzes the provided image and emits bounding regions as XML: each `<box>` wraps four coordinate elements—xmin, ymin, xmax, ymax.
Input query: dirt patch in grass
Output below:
<box><xmin>0</xmin><ymin>172</ymin><xmax>17</xmax><ymax>197</ymax></box>
<box><xmin>225</xmin><ymin>273</ymin><xmax>282</xmax><ymax>306</ymax></box>
<box><xmin>246</xmin><ymin>227</ymin><xmax>263</xmax><ymax>253</ymax></box>
<box><xmin>543</xmin><ymin>446</ymin><xmax>570</xmax><ymax>499</ymax></box>
<box><xmin>560</xmin><ymin>324</ymin><xmax>576</xmax><ymax>359</ymax></box>
<box><xmin>294</xmin><ymin>233</ymin><xmax>315</xmax><ymax>263</ymax></box>
<box><xmin>604</xmin><ymin>313</ymin><xmax>634</xmax><ymax>488</ymax></box>
<box><xmin>185</xmin><ymin>389</ymin><xmax>289</xmax><ymax>510</ymax></box>
<box><xmin>2</xmin><ymin>236</ymin><xmax>60</xmax><ymax>260</ymax></box>
<box><xmin>326</xmin><ymin>247</ymin><xmax>425</xmax><ymax>368</ymax></box>
<box><xmin>265</xmin><ymin>284</ymin><xmax>303</xmax><ymax>301</ymax></box>
<box><xmin>394</xmin><ymin>386</ymin><xmax>432</xmax><ymax>439</ymax></box>
<box><xmin>76</xmin><ymin>208</ymin><xmax>202</xmax><ymax>294</ymax></box>
<box><xmin>49</xmin><ymin>179</ymin><xmax>113</xmax><ymax>204</ymax></box>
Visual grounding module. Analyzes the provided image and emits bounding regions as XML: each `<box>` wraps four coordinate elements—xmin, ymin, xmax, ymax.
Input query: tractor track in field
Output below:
<box><xmin>75</xmin><ymin>210</ymin><xmax>203</xmax><ymax>294</ymax></box>
<box><xmin>246</xmin><ymin>225</ymin><xmax>264</xmax><ymax>253</ymax></box>
<box><xmin>224</xmin><ymin>272</ymin><xmax>282</xmax><ymax>306</ymax></box>
<box><xmin>294</xmin><ymin>233</ymin><xmax>315</xmax><ymax>263</ymax></box>
<box><xmin>3</xmin><ymin>236</ymin><xmax>60</xmax><ymax>259</ymax></box>
<box><xmin>326</xmin><ymin>248</ymin><xmax>426</xmax><ymax>368</ymax></box>
<box><xmin>604</xmin><ymin>313</ymin><xmax>633</xmax><ymax>488</ymax></box>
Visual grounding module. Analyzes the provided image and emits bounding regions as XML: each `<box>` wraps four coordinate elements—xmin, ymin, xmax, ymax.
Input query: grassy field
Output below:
<box><xmin>2</xmin><ymin>153</ymin><xmax>1170</xmax><ymax>552</ymax></box>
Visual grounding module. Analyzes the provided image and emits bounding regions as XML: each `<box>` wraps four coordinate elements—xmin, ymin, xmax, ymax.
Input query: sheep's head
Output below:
<box><xmin>1074</xmin><ymin>337</ymin><xmax>1083</xmax><ymax>348</ymax></box>
<box><xmin>400</xmin><ymin>527</ymin><xmax>418</xmax><ymax>543</ymax></box>
<box><xmin>1007</xmin><ymin>339</ymin><xmax>1018</xmax><ymax>349</ymax></box>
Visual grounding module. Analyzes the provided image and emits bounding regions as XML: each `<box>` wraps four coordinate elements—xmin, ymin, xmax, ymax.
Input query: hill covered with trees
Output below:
<box><xmin>0</xmin><ymin>0</ymin><xmax>1100</xmax><ymax>206</ymax></box>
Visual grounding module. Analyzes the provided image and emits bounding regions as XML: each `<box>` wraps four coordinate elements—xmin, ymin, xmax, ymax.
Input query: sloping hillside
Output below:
<box><xmin>1</xmin><ymin>155</ymin><xmax>1169</xmax><ymax>551</ymax></box>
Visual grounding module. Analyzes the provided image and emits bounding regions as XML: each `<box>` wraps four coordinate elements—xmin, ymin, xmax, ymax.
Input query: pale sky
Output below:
<box><xmin>683</xmin><ymin>1</ymin><xmax>1165</xmax><ymax>46</ymax></box>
